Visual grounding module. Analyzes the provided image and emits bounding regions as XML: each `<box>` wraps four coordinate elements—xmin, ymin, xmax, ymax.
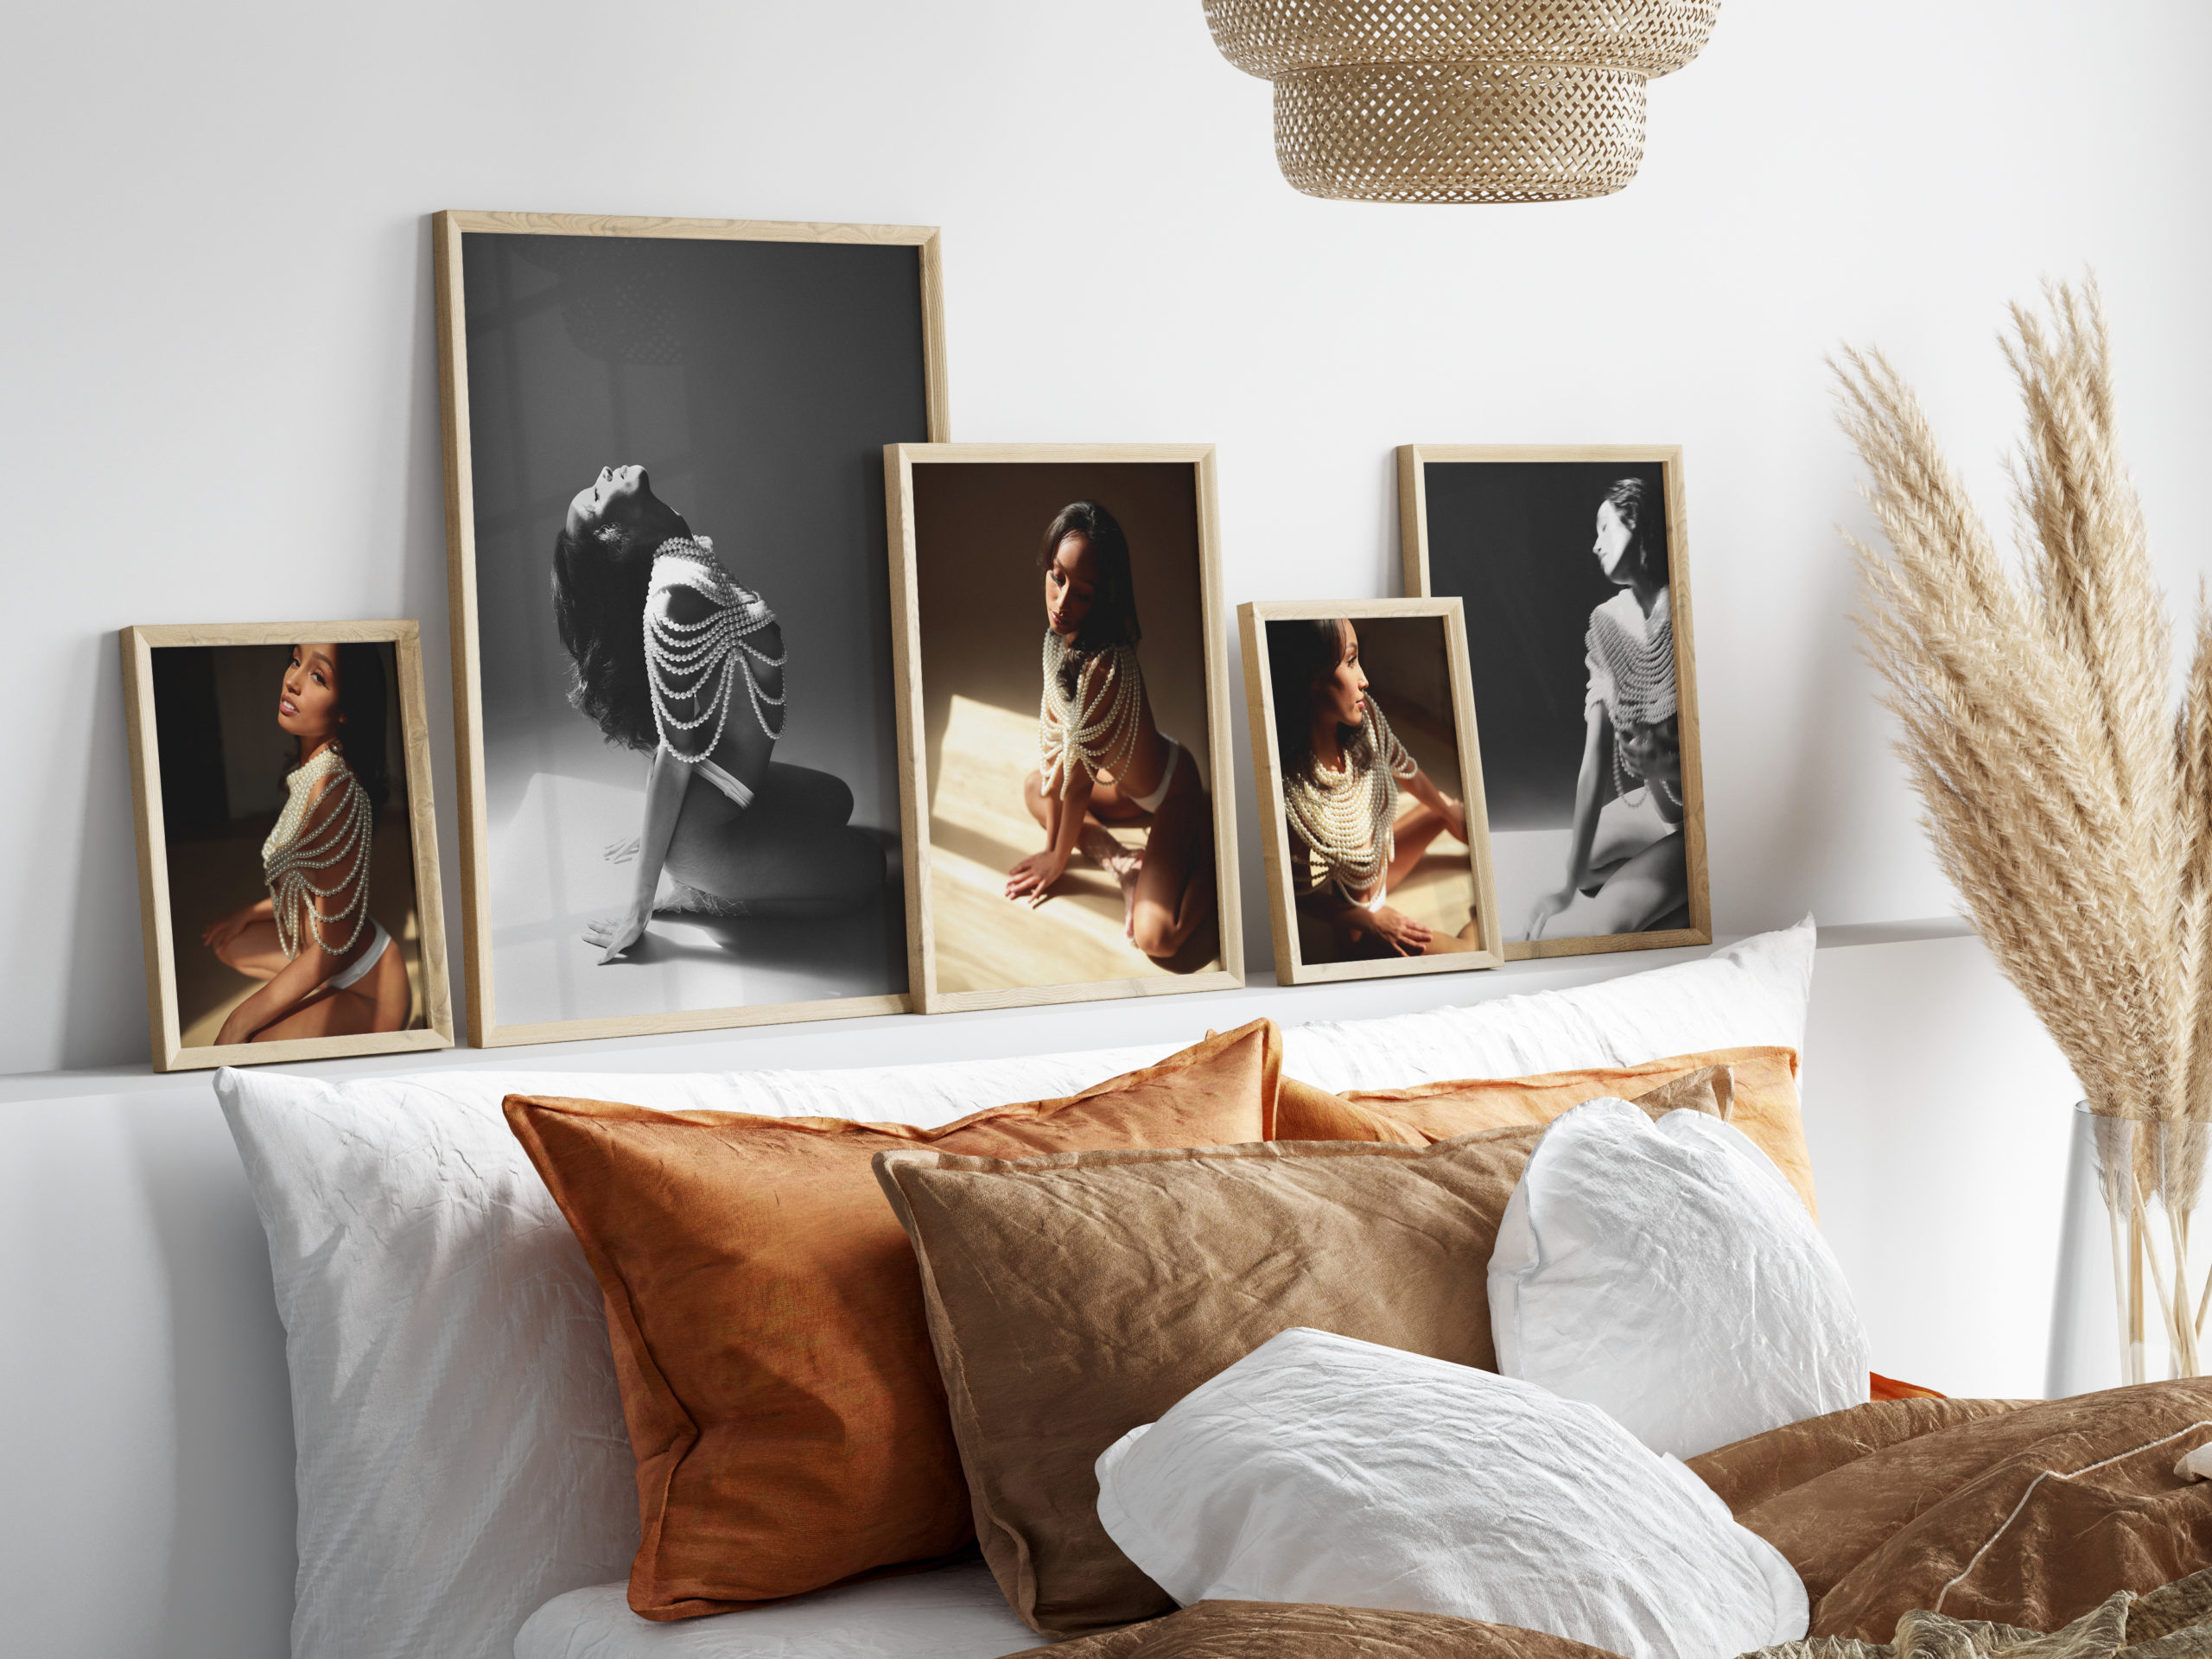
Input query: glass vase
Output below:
<box><xmin>2048</xmin><ymin>1102</ymin><xmax>2212</xmax><ymax>1396</ymax></box>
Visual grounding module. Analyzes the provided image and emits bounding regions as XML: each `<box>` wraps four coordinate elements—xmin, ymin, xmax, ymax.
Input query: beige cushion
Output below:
<box><xmin>873</xmin><ymin>1130</ymin><xmax>1545</xmax><ymax>1639</ymax></box>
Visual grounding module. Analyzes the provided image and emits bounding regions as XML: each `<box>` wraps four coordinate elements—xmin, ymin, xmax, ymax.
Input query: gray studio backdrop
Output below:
<box><xmin>460</xmin><ymin>232</ymin><xmax>928</xmax><ymax>1024</ymax></box>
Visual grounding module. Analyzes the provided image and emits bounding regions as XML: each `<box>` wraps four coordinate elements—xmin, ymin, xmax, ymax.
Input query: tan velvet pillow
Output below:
<box><xmin>1277</xmin><ymin>1046</ymin><xmax>1816</xmax><ymax>1216</ymax></box>
<box><xmin>874</xmin><ymin>1129</ymin><xmax>1546</xmax><ymax>1640</ymax></box>
<box><xmin>504</xmin><ymin>1019</ymin><xmax>1285</xmax><ymax>1621</ymax></box>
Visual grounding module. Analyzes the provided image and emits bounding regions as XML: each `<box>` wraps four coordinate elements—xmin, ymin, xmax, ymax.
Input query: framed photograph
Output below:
<box><xmin>1238</xmin><ymin>600</ymin><xmax>1505</xmax><ymax>985</ymax></box>
<box><xmin>435</xmin><ymin>211</ymin><xmax>948</xmax><ymax>1046</ymax></box>
<box><xmin>119</xmin><ymin>621</ymin><xmax>454</xmax><ymax>1071</ymax></box>
<box><xmin>885</xmin><ymin>444</ymin><xmax>1244</xmax><ymax>1013</ymax></box>
<box><xmin>1399</xmin><ymin>445</ymin><xmax>1710</xmax><ymax>960</ymax></box>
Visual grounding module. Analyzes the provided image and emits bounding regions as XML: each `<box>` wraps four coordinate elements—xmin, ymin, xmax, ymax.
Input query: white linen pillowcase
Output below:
<box><xmin>1490</xmin><ymin>1096</ymin><xmax>1870</xmax><ymax>1460</ymax></box>
<box><xmin>214</xmin><ymin>1047</ymin><xmax>1169</xmax><ymax>1659</ymax></box>
<box><xmin>213</xmin><ymin>919</ymin><xmax>1816</xmax><ymax>1659</ymax></box>
<box><xmin>1094</xmin><ymin>1327</ymin><xmax>1807</xmax><ymax>1659</ymax></box>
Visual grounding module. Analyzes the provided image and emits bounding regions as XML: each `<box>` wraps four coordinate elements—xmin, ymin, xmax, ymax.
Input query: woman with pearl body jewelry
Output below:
<box><xmin>552</xmin><ymin>464</ymin><xmax>881</xmax><ymax>963</ymax></box>
<box><xmin>1010</xmin><ymin>499</ymin><xmax>1216</xmax><ymax>964</ymax></box>
<box><xmin>1523</xmin><ymin>476</ymin><xmax>1688</xmax><ymax>942</ymax></box>
<box><xmin>1269</xmin><ymin>617</ymin><xmax>1472</xmax><ymax>959</ymax></box>
<box><xmin>200</xmin><ymin>642</ymin><xmax>412</xmax><ymax>1040</ymax></box>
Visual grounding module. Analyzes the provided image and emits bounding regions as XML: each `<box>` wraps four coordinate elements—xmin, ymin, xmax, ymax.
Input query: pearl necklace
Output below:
<box><xmin>1587</xmin><ymin>594</ymin><xmax>1681</xmax><ymax>810</ymax></box>
<box><xmin>1282</xmin><ymin>696</ymin><xmax>1417</xmax><ymax>902</ymax></box>
<box><xmin>645</xmin><ymin>537</ymin><xmax>786</xmax><ymax>760</ymax></box>
<box><xmin>261</xmin><ymin>745</ymin><xmax>374</xmax><ymax>958</ymax></box>
<box><xmin>1039</xmin><ymin>633</ymin><xmax>1145</xmax><ymax>790</ymax></box>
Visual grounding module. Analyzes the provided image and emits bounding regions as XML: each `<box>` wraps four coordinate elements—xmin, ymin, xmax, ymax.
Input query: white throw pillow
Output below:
<box><xmin>214</xmin><ymin>1046</ymin><xmax>1168</xmax><ymax>1659</ymax></box>
<box><xmin>1283</xmin><ymin>915</ymin><xmax>1815</xmax><ymax>1090</ymax></box>
<box><xmin>1094</xmin><ymin>1327</ymin><xmax>1807</xmax><ymax>1659</ymax></box>
<box><xmin>1490</xmin><ymin>1097</ymin><xmax>1869</xmax><ymax>1459</ymax></box>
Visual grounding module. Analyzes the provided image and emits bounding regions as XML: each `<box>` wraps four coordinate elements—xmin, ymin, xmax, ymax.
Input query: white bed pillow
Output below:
<box><xmin>214</xmin><ymin>1046</ymin><xmax>1168</xmax><ymax>1659</ymax></box>
<box><xmin>216</xmin><ymin>919</ymin><xmax>1816</xmax><ymax>1659</ymax></box>
<box><xmin>1490</xmin><ymin>1096</ymin><xmax>1869</xmax><ymax>1459</ymax></box>
<box><xmin>1284</xmin><ymin>915</ymin><xmax>1815</xmax><ymax>1090</ymax></box>
<box><xmin>1094</xmin><ymin>1327</ymin><xmax>1807</xmax><ymax>1659</ymax></box>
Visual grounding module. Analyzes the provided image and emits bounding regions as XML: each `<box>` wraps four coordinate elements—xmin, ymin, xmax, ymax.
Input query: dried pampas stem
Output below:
<box><xmin>1835</xmin><ymin>275</ymin><xmax>2212</xmax><ymax>1381</ymax></box>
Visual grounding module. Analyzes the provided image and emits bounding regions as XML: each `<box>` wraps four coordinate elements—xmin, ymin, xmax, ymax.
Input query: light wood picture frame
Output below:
<box><xmin>886</xmin><ymin>443</ymin><xmax>1245</xmax><ymax>1014</ymax></box>
<box><xmin>1238</xmin><ymin>599</ymin><xmax>1505</xmax><ymax>985</ymax></box>
<box><xmin>120</xmin><ymin>620</ymin><xmax>454</xmax><ymax>1071</ymax></box>
<box><xmin>1399</xmin><ymin>445</ymin><xmax>1711</xmax><ymax>961</ymax></box>
<box><xmin>435</xmin><ymin>211</ymin><xmax>949</xmax><ymax>1046</ymax></box>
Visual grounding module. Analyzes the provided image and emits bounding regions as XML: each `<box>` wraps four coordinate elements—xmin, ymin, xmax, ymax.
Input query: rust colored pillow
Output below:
<box><xmin>504</xmin><ymin>1019</ymin><xmax>1284</xmax><ymax>1621</ymax></box>
<box><xmin>1278</xmin><ymin>1046</ymin><xmax>1817</xmax><ymax>1216</ymax></box>
<box><xmin>874</xmin><ymin>1128</ymin><xmax>1546</xmax><ymax>1640</ymax></box>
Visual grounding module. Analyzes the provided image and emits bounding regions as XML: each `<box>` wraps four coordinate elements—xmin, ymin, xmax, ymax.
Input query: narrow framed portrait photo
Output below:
<box><xmin>885</xmin><ymin>443</ymin><xmax>1244</xmax><ymax>1014</ymax></box>
<box><xmin>1238</xmin><ymin>599</ymin><xmax>1505</xmax><ymax>986</ymax></box>
<box><xmin>1399</xmin><ymin>445</ymin><xmax>1710</xmax><ymax>960</ymax></box>
<box><xmin>435</xmin><ymin>211</ymin><xmax>948</xmax><ymax>1046</ymax></box>
<box><xmin>119</xmin><ymin>621</ymin><xmax>454</xmax><ymax>1071</ymax></box>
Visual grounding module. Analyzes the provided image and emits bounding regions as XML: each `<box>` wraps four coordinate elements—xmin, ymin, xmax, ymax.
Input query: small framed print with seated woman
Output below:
<box><xmin>119</xmin><ymin>620</ymin><xmax>454</xmax><ymax>1071</ymax></box>
<box><xmin>1238</xmin><ymin>598</ymin><xmax>1505</xmax><ymax>985</ymax></box>
<box><xmin>1399</xmin><ymin>446</ymin><xmax>1710</xmax><ymax>962</ymax></box>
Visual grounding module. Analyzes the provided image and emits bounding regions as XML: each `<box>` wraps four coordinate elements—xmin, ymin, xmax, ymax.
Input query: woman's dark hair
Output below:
<box><xmin>332</xmin><ymin>643</ymin><xmax>391</xmax><ymax>817</ymax></box>
<box><xmin>1604</xmin><ymin>476</ymin><xmax>1668</xmax><ymax>585</ymax></box>
<box><xmin>552</xmin><ymin>524</ymin><xmax>658</xmax><ymax>752</ymax></box>
<box><xmin>1039</xmin><ymin>500</ymin><xmax>1141</xmax><ymax>696</ymax></box>
<box><xmin>1268</xmin><ymin>617</ymin><xmax>1356</xmax><ymax>779</ymax></box>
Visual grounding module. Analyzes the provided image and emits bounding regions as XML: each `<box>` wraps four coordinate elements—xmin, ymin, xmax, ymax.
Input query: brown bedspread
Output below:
<box><xmin>1013</xmin><ymin>1382</ymin><xmax>2212</xmax><ymax>1658</ymax></box>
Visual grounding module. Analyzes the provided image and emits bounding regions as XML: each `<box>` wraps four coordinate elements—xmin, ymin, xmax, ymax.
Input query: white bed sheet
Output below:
<box><xmin>514</xmin><ymin>1563</ymin><xmax>1038</xmax><ymax>1659</ymax></box>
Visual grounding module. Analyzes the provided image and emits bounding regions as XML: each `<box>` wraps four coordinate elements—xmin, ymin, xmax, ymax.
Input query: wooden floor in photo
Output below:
<box><xmin>929</xmin><ymin>695</ymin><xmax>1220</xmax><ymax>995</ymax></box>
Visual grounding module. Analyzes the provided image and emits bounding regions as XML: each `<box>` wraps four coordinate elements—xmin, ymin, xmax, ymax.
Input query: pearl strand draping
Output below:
<box><xmin>645</xmin><ymin>537</ymin><xmax>786</xmax><ymax>760</ymax></box>
<box><xmin>1039</xmin><ymin>633</ymin><xmax>1146</xmax><ymax>791</ymax></box>
<box><xmin>261</xmin><ymin>746</ymin><xmax>375</xmax><ymax>958</ymax></box>
<box><xmin>1588</xmin><ymin>602</ymin><xmax>1681</xmax><ymax>810</ymax></box>
<box><xmin>1283</xmin><ymin>695</ymin><xmax>1419</xmax><ymax>902</ymax></box>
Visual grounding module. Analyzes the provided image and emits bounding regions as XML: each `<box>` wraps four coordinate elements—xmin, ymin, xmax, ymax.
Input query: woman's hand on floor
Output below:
<box><xmin>1005</xmin><ymin>849</ymin><xmax>1070</xmax><ymax>907</ymax></box>
<box><xmin>602</xmin><ymin>836</ymin><xmax>641</xmax><ymax>865</ymax></box>
<box><xmin>1362</xmin><ymin>906</ymin><xmax>1432</xmax><ymax>956</ymax></box>
<box><xmin>586</xmin><ymin>908</ymin><xmax>650</xmax><ymax>963</ymax></box>
<box><xmin>1525</xmin><ymin>887</ymin><xmax>1574</xmax><ymax>940</ymax></box>
<box><xmin>201</xmin><ymin>906</ymin><xmax>253</xmax><ymax>953</ymax></box>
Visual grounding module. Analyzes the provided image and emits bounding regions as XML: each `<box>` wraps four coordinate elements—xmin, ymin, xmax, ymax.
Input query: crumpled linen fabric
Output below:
<box><xmin>1093</xmin><ymin>1328</ymin><xmax>1808</xmax><ymax>1659</ymax></box>
<box><xmin>215</xmin><ymin>1047</ymin><xmax>1168</xmax><ymax>1659</ymax></box>
<box><xmin>1489</xmin><ymin>1097</ymin><xmax>1870</xmax><ymax>1459</ymax></box>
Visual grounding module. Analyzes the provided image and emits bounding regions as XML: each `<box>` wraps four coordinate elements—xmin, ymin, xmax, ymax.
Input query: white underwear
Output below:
<box><xmin>1357</xmin><ymin>883</ymin><xmax>1388</xmax><ymax>912</ymax></box>
<box><xmin>696</xmin><ymin>756</ymin><xmax>756</xmax><ymax>810</ymax></box>
<box><xmin>327</xmin><ymin>920</ymin><xmax>391</xmax><ymax>992</ymax></box>
<box><xmin>1128</xmin><ymin>736</ymin><xmax>1182</xmax><ymax>815</ymax></box>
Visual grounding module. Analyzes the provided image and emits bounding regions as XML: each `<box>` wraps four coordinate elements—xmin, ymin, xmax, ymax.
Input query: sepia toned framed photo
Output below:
<box><xmin>1239</xmin><ymin>599</ymin><xmax>1505</xmax><ymax>985</ymax></box>
<box><xmin>885</xmin><ymin>443</ymin><xmax>1243</xmax><ymax>1013</ymax></box>
<box><xmin>1400</xmin><ymin>445</ymin><xmax>1710</xmax><ymax>960</ymax></box>
<box><xmin>119</xmin><ymin>621</ymin><xmax>454</xmax><ymax>1071</ymax></box>
<box><xmin>435</xmin><ymin>211</ymin><xmax>948</xmax><ymax>1046</ymax></box>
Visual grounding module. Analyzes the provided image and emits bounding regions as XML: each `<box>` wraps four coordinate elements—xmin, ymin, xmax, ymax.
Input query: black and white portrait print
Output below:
<box><xmin>1409</xmin><ymin>454</ymin><xmax>1707</xmax><ymax>954</ymax></box>
<box><xmin>444</xmin><ymin>220</ymin><xmax>938</xmax><ymax>1035</ymax></box>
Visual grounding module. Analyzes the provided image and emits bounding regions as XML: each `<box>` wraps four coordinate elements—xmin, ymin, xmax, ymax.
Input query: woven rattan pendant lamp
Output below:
<box><xmin>1203</xmin><ymin>1</ymin><xmax>1720</xmax><ymax>203</ymax></box>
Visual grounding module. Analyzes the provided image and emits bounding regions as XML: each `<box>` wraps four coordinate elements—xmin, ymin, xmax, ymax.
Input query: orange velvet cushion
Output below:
<box><xmin>503</xmin><ymin>1019</ymin><xmax>1284</xmax><ymax>1620</ymax></box>
<box><xmin>1276</xmin><ymin>1046</ymin><xmax>1816</xmax><ymax>1216</ymax></box>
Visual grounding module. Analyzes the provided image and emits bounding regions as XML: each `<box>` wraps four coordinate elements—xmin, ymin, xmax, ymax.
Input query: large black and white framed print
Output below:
<box><xmin>435</xmin><ymin>212</ymin><xmax>947</xmax><ymax>1046</ymax></box>
<box><xmin>885</xmin><ymin>444</ymin><xmax>1243</xmax><ymax>1014</ymax></box>
<box><xmin>1238</xmin><ymin>598</ymin><xmax>1505</xmax><ymax>986</ymax></box>
<box><xmin>1399</xmin><ymin>446</ymin><xmax>1710</xmax><ymax>962</ymax></box>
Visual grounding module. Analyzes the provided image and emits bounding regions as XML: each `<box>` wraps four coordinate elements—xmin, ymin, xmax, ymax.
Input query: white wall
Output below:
<box><xmin>1</xmin><ymin>3</ymin><xmax>2204</xmax><ymax>1656</ymax></box>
